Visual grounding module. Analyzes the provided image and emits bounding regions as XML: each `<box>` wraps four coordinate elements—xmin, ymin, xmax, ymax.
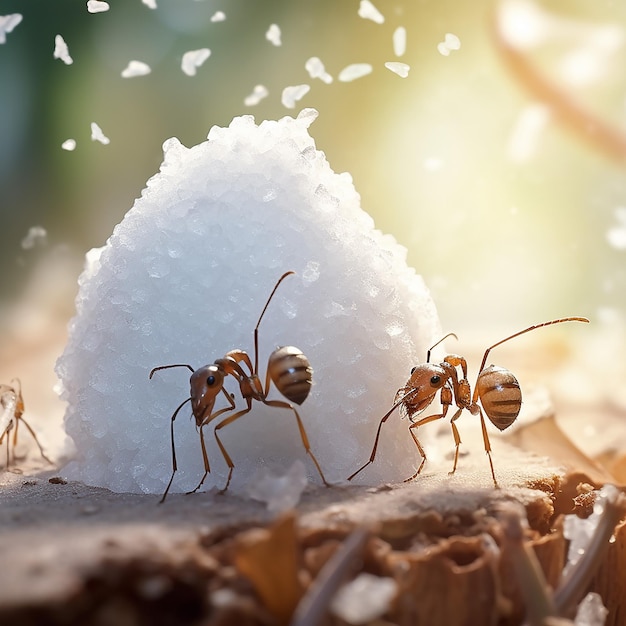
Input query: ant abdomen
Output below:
<box><xmin>476</xmin><ymin>365</ymin><xmax>521</xmax><ymax>431</ymax></box>
<box><xmin>268</xmin><ymin>346</ymin><xmax>312</xmax><ymax>405</ymax></box>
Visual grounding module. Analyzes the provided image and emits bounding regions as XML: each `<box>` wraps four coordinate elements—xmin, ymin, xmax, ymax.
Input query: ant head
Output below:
<box><xmin>190</xmin><ymin>364</ymin><xmax>225</xmax><ymax>427</ymax></box>
<box><xmin>409</xmin><ymin>363</ymin><xmax>449</xmax><ymax>391</ymax></box>
<box><xmin>398</xmin><ymin>363</ymin><xmax>450</xmax><ymax>417</ymax></box>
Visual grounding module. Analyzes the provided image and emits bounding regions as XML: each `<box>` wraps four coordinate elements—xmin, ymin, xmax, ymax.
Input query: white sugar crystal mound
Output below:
<box><xmin>55</xmin><ymin>108</ymin><xmax>441</xmax><ymax>495</ymax></box>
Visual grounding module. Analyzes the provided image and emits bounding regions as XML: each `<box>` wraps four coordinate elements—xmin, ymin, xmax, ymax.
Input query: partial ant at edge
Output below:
<box><xmin>1</xmin><ymin>379</ymin><xmax>52</xmax><ymax>470</ymax></box>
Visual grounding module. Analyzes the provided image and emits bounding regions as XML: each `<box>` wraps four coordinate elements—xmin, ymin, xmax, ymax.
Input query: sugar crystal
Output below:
<box><xmin>90</xmin><ymin>122</ymin><xmax>110</xmax><ymax>145</ymax></box>
<box><xmin>331</xmin><ymin>573</ymin><xmax>397</xmax><ymax>624</ymax></box>
<box><xmin>87</xmin><ymin>1</ymin><xmax>110</xmax><ymax>14</ymax></box>
<box><xmin>21</xmin><ymin>226</ymin><xmax>47</xmax><ymax>250</ymax></box>
<box><xmin>606</xmin><ymin>207</ymin><xmax>626</xmax><ymax>250</ymax></box>
<box><xmin>385</xmin><ymin>62</ymin><xmax>410</xmax><ymax>78</ymax></box>
<box><xmin>358</xmin><ymin>0</ymin><xmax>385</xmax><ymax>24</ymax></box>
<box><xmin>266</xmin><ymin>23</ymin><xmax>281</xmax><ymax>46</ymax></box>
<box><xmin>305</xmin><ymin>57</ymin><xmax>333</xmax><ymax>84</ymax></box>
<box><xmin>246</xmin><ymin>460</ymin><xmax>308</xmax><ymax>513</ymax></box>
<box><xmin>574</xmin><ymin>592</ymin><xmax>608</xmax><ymax>626</ymax></box>
<box><xmin>0</xmin><ymin>13</ymin><xmax>22</xmax><ymax>44</ymax></box>
<box><xmin>243</xmin><ymin>85</ymin><xmax>269</xmax><ymax>107</ymax></box>
<box><xmin>210</xmin><ymin>11</ymin><xmax>226</xmax><ymax>22</ymax></box>
<box><xmin>438</xmin><ymin>33</ymin><xmax>461</xmax><ymax>56</ymax></box>
<box><xmin>53</xmin><ymin>35</ymin><xmax>73</xmax><ymax>65</ymax></box>
<box><xmin>62</xmin><ymin>139</ymin><xmax>77</xmax><ymax>151</ymax></box>
<box><xmin>338</xmin><ymin>63</ymin><xmax>373</xmax><ymax>82</ymax></box>
<box><xmin>281</xmin><ymin>84</ymin><xmax>310</xmax><ymax>109</ymax></box>
<box><xmin>181</xmin><ymin>48</ymin><xmax>211</xmax><ymax>77</ymax></box>
<box><xmin>56</xmin><ymin>109</ymin><xmax>441</xmax><ymax>494</ymax></box>
<box><xmin>121</xmin><ymin>60</ymin><xmax>151</xmax><ymax>78</ymax></box>
<box><xmin>393</xmin><ymin>26</ymin><xmax>407</xmax><ymax>57</ymax></box>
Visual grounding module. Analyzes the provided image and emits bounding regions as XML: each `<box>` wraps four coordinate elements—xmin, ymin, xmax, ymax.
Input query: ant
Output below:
<box><xmin>150</xmin><ymin>271</ymin><xmax>329</xmax><ymax>503</ymax></box>
<box><xmin>348</xmin><ymin>316</ymin><xmax>589</xmax><ymax>486</ymax></box>
<box><xmin>1</xmin><ymin>379</ymin><xmax>52</xmax><ymax>469</ymax></box>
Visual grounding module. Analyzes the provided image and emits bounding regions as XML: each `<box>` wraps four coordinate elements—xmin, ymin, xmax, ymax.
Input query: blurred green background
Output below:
<box><xmin>1</xmin><ymin>0</ymin><xmax>626</xmax><ymax>337</ymax></box>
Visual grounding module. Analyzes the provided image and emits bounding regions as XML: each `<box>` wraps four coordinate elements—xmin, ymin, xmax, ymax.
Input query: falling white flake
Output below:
<box><xmin>91</xmin><ymin>122</ymin><xmax>110</xmax><ymax>145</ymax></box>
<box><xmin>181</xmin><ymin>48</ymin><xmax>211</xmax><ymax>76</ymax></box>
<box><xmin>0</xmin><ymin>14</ymin><xmax>23</xmax><ymax>44</ymax></box>
<box><xmin>393</xmin><ymin>26</ymin><xmax>406</xmax><ymax>56</ymax></box>
<box><xmin>338</xmin><ymin>63</ymin><xmax>373</xmax><ymax>82</ymax></box>
<box><xmin>21</xmin><ymin>226</ymin><xmax>48</xmax><ymax>250</ymax></box>
<box><xmin>62</xmin><ymin>139</ymin><xmax>77</xmax><ymax>151</ymax></box>
<box><xmin>606</xmin><ymin>207</ymin><xmax>626</xmax><ymax>250</ymax></box>
<box><xmin>210</xmin><ymin>11</ymin><xmax>226</xmax><ymax>22</ymax></box>
<box><xmin>87</xmin><ymin>1</ymin><xmax>110</xmax><ymax>13</ymax></box>
<box><xmin>385</xmin><ymin>62</ymin><xmax>410</xmax><ymax>78</ymax></box>
<box><xmin>244</xmin><ymin>84</ymin><xmax>269</xmax><ymax>107</ymax></box>
<box><xmin>281</xmin><ymin>84</ymin><xmax>310</xmax><ymax>109</ymax></box>
<box><xmin>438</xmin><ymin>33</ymin><xmax>461</xmax><ymax>56</ymax></box>
<box><xmin>121</xmin><ymin>60</ymin><xmax>151</xmax><ymax>78</ymax></box>
<box><xmin>142</xmin><ymin>0</ymin><xmax>157</xmax><ymax>8</ymax></box>
<box><xmin>266</xmin><ymin>23</ymin><xmax>281</xmax><ymax>46</ymax></box>
<box><xmin>305</xmin><ymin>57</ymin><xmax>333</xmax><ymax>84</ymax></box>
<box><xmin>53</xmin><ymin>34</ymin><xmax>73</xmax><ymax>65</ymax></box>
<box><xmin>358</xmin><ymin>0</ymin><xmax>384</xmax><ymax>24</ymax></box>
<box><xmin>331</xmin><ymin>573</ymin><xmax>397</xmax><ymax>624</ymax></box>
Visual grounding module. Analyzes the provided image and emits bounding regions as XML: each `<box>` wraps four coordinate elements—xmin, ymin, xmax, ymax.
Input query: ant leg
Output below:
<box><xmin>347</xmin><ymin>398</ymin><xmax>407</xmax><ymax>482</ymax></box>
<box><xmin>477</xmin><ymin>407</ymin><xmax>498</xmax><ymax>487</ymax></box>
<box><xmin>186</xmin><ymin>422</ymin><xmax>211</xmax><ymax>495</ymax></box>
<box><xmin>1</xmin><ymin>421</ymin><xmax>13</xmax><ymax>468</ymax></box>
<box><xmin>159</xmin><ymin>397</ymin><xmax>191</xmax><ymax>504</ymax></box>
<box><xmin>187</xmin><ymin>388</ymin><xmax>236</xmax><ymax>496</ymax></box>
<box><xmin>263</xmin><ymin>398</ymin><xmax>329</xmax><ymax>487</ymax></box>
<box><xmin>448</xmin><ymin>408</ymin><xmax>464</xmax><ymax>475</ymax></box>
<box><xmin>213</xmin><ymin>402</ymin><xmax>253</xmax><ymax>493</ymax></box>
<box><xmin>404</xmin><ymin>405</ymin><xmax>450</xmax><ymax>482</ymax></box>
<box><xmin>16</xmin><ymin>417</ymin><xmax>53</xmax><ymax>465</ymax></box>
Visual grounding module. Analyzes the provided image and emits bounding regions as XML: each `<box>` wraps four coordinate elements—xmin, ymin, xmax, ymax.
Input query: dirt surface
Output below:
<box><xmin>0</xmin><ymin>434</ymin><xmax>573</xmax><ymax>626</ymax></box>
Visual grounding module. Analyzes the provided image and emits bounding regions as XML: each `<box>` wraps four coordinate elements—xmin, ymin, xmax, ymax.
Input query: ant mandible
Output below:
<box><xmin>150</xmin><ymin>271</ymin><xmax>329</xmax><ymax>503</ymax></box>
<box><xmin>348</xmin><ymin>316</ymin><xmax>589</xmax><ymax>486</ymax></box>
<box><xmin>1</xmin><ymin>379</ymin><xmax>52</xmax><ymax>469</ymax></box>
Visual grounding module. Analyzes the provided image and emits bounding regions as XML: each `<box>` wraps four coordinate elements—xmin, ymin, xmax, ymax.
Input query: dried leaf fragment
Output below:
<box><xmin>234</xmin><ymin>512</ymin><xmax>302</xmax><ymax>625</ymax></box>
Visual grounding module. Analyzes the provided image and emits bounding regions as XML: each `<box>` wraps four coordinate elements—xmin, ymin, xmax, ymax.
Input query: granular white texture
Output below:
<box><xmin>56</xmin><ymin>108</ymin><xmax>441</xmax><ymax>495</ymax></box>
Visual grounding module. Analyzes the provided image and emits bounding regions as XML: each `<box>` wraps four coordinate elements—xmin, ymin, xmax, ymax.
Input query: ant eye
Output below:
<box><xmin>430</xmin><ymin>375</ymin><xmax>441</xmax><ymax>386</ymax></box>
<box><xmin>207</xmin><ymin>375</ymin><xmax>216</xmax><ymax>386</ymax></box>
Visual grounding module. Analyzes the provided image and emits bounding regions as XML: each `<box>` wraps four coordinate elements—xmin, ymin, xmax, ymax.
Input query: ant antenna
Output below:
<box><xmin>426</xmin><ymin>332</ymin><xmax>457</xmax><ymax>363</ymax></box>
<box><xmin>477</xmin><ymin>316</ymin><xmax>589</xmax><ymax>373</ymax></box>
<box><xmin>253</xmin><ymin>271</ymin><xmax>296</xmax><ymax>375</ymax></box>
